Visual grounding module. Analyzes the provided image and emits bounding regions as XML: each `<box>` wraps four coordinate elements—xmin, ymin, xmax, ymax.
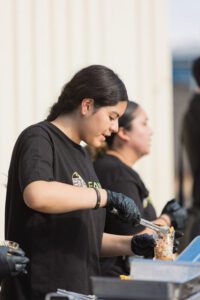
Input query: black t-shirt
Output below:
<box><xmin>94</xmin><ymin>154</ymin><xmax>156</xmax><ymax>276</ymax></box>
<box><xmin>1</xmin><ymin>121</ymin><xmax>105</xmax><ymax>300</ymax></box>
<box><xmin>0</xmin><ymin>253</ymin><xmax>10</xmax><ymax>282</ymax></box>
<box><xmin>182</xmin><ymin>93</ymin><xmax>200</xmax><ymax>207</ymax></box>
<box><xmin>182</xmin><ymin>93</ymin><xmax>200</xmax><ymax>176</ymax></box>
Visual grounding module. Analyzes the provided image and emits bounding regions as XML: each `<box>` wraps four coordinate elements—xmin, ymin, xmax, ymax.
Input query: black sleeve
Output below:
<box><xmin>0</xmin><ymin>253</ymin><xmax>10</xmax><ymax>281</ymax></box>
<box><xmin>18</xmin><ymin>127</ymin><xmax>54</xmax><ymax>192</ymax></box>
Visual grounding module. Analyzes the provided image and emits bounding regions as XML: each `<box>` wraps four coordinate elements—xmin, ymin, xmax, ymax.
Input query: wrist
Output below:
<box><xmin>92</xmin><ymin>188</ymin><xmax>107</xmax><ymax>209</ymax></box>
<box><xmin>100</xmin><ymin>189</ymin><xmax>108</xmax><ymax>207</ymax></box>
<box><xmin>93</xmin><ymin>187</ymin><xmax>101</xmax><ymax>209</ymax></box>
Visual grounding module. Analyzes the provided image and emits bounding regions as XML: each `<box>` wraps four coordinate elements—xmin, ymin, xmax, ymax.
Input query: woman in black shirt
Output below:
<box><xmin>94</xmin><ymin>101</ymin><xmax>187</xmax><ymax>276</ymax></box>
<box><xmin>2</xmin><ymin>66</ymin><xmax>155</xmax><ymax>300</ymax></box>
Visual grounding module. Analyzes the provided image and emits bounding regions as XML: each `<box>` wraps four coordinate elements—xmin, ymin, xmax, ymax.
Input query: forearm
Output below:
<box><xmin>23</xmin><ymin>180</ymin><xmax>107</xmax><ymax>213</ymax></box>
<box><xmin>100</xmin><ymin>233</ymin><xmax>132</xmax><ymax>257</ymax></box>
<box><xmin>154</xmin><ymin>214</ymin><xmax>171</xmax><ymax>227</ymax></box>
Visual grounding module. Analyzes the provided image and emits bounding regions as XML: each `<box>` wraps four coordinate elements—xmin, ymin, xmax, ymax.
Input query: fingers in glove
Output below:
<box><xmin>11</xmin><ymin>256</ymin><xmax>29</xmax><ymax>264</ymax></box>
<box><xmin>106</xmin><ymin>190</ymin><xmax>141</xmax><ymax>226</ymax></box>
<box><xmin>131</xmin><ymin>234</ymin><xmax>156</xmax><ymax>258</ymax></box>
<box><xmin>174</xmin><ymin>231</ymin><xmax>184</xmax><ymax>239</ymax></box>
<box><xmin>8</xmin><ymin>247</ymin><xmax>25</xmax><ymax>257</ymax></box>
<box><xmin>15</xmin><ymin>263</ymin><xmax>28</xmax><ymax>273</ymax></box>
<box><xmin>7</xmin><ymin>255</ymin><xmax>29</xmax><ymax>274</ymax></box>
<box><xmin>173</xmin><ymin>239</ymin><xmax>180</xmax><ymax>253</ymax></box>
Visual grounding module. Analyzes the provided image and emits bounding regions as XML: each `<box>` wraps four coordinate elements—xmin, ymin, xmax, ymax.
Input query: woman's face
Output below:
<box><xmin>80</xmin><ymin>101</ymin><xmax>127</xmax><ymax>147</ymax></box>
<box><xmin>126</xmin><ymin>106</ymin><xmax>153</xmax><ymax>157</ymax></box>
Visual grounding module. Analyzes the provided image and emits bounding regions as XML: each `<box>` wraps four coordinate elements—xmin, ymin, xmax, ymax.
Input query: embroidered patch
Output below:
<box><xmin>72</xmin><ymin>172</ymin><xmax>87</xmax><ymax>187</ymax></box>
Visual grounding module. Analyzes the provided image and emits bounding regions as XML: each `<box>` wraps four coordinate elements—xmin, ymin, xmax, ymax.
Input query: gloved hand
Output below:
<box><xmin>0</xmin><ymin>245</ymin><xmax>29</xmax><ymax>280</ymax></box>
<box><xmin>131</xmin><ymin>234</ymin><xmax>156</xmax><ymax>258</ymax></box>
<box><xmin>106</xmin><ymin>190</ymin><xmax>141</xmax><ymax>227</ymax></box>
<box><xmin>161</xmin><ymin>199</ymin><xmax>188</xmax><ymax>231</ymax></box>
<box><xmin>173</xmin><ymin>230</ymin><xmax>184</xmax><ymax>253</ymax></box>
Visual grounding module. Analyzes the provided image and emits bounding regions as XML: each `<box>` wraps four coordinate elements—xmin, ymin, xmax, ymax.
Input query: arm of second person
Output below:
<box><xmin>100</xmin><ymin>233</ymin><xmax>133</xmax><ymax>257</ymax></box>
<box><xmin>101</xmin><ymin>232</ymin><xmax>155</xmax><ymax>258</ymax></box>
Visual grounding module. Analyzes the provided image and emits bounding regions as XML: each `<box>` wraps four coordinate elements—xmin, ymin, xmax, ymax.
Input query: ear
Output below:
<box><xmin>81</xmin><ymin>98</ymin><xmax>94</xmax><ymax>115</ymax></box>
<box><xmin>117</xmin><ymin>127</ymin><xmax>131</xmax><ymax>142</ymax></box>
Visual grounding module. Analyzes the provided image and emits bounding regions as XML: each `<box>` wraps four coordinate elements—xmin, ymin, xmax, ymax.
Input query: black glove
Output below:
<box><xmin>161</xmin><ymin>199</ymin><xmax>188</xmax><ymax>231</ymax></box>
<box><xmin>0</xmin><ymin>245</ymin><xmax>29</xmax><ymax>280</ymax></box>
<box><xmin>173</xmin><ymin>230</ymin><xmax>184</xmax><ymax>253</ymax></box>
<box><xmin>131</xmin><ymin>234</ymin><xmax>156</xmax><ymax>258</ymax></box>
<box><xmin>106</xmin><ymin>190</ymin><xmax>141</xmax><ymax>227</ymax></box>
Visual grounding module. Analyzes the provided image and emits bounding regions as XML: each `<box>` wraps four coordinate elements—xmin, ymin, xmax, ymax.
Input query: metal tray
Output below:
<box><xmin>129</xmin><ymin>259</ymin><xmax>200</xmax><ymax>283</ymax></box>
<box><xmin>91</xmin><ymin>276</ymin><xmax>200</xmax><ymax>299</ymax></box>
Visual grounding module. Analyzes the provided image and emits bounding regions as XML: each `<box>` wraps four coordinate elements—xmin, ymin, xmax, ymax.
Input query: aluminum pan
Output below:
<box><xmin>91</xmin><ymin>276</ymin><xmax>200</xmax><ymax>300</ymax></box>
<box><xmin>130</xmin><ymin>259</ymin><xmax>200</xmax><ymax>283</ymax></box>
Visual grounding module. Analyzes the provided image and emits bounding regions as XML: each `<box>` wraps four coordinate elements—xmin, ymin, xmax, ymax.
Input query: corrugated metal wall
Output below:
<box><xmin>0</xmin><ymin>0</ymin><xmax>173</xmax><ymax>239</ymax></box>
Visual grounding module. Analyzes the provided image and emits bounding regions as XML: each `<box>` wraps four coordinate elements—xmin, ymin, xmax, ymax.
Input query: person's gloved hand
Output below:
<box><xmin>131</xmin><ymin>234</ymin><xmax>156</xmax><ymax>258</ymax></box>
<box><xmin>106</xmin><ymin>190</ymin><xmax>141</xmax><ymax>227</ymax></box>
<box><xmin>0</xmin><ymin>245</ymin><xmax>29</xmax><ymax>279</ymax></box>
<box><xmin>161</xmin><ymin>199</ymin><xmax>188</xmax><ymax>231</ymax></box>
<box><xmin>173</xmin><ymin>231</ymin><xmax>184</xmax><ymax>253</ymax></box>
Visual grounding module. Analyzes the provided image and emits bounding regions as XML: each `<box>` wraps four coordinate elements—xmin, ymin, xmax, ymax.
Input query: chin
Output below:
<box><xmin>87</xmin><ymin>140</ymin><xmax>101</xmax><ymax>148</ymax></box>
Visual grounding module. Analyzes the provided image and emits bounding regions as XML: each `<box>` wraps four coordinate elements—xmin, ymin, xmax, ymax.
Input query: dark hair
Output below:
<box><xmin>192</xmin><ymin>57</ymin><xmax>200</xmax><ymax>87</ymax></box>
<box><xmin>106</xmin><ymin>101</ymin><xmax>139</xmax><ymax>148</ymax></box>
<box><xmin>47</xmin><ymin>65</ymin><xmax>128</xmax><ymax>121</ymax></box>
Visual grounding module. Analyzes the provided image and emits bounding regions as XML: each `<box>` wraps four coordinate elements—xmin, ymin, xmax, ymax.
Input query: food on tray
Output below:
<box><xmin>154</xmin><ymin>226</ymin><xmax>174</xmax><ymax>260</ymax></box>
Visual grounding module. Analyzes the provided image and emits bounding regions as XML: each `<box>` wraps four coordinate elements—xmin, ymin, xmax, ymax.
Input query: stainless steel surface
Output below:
<box><xmin>91</xmin><ymin>275</ymin><xmax>200</xmax><ymax>299</ymax></box>
<box><xmin>140</xmin><ymin>218</ymin><xmax>169</xmax><ymax>234</ymax></box>
<box><xmin>92</xmin><ymin>239</ymin><xmax>200</xmax><ymax>300</ymax></box>
<box><xmin>130</xmin><ymin>259</ymin><xmax>200</xmax><ymax>282</ymax></box>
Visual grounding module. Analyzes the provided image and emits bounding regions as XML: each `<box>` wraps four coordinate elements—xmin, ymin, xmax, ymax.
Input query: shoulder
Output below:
<box><xmin>94</xmin><ymin>154</ymin><xmax>142</xmax><ymax>184</ymax></box>
<box><xmin>15</xmin><ymin>121</ymin><xmax>53</xmax><ymax>150</ymax></box>
<box><xmin>94</xmin><ymin>154</ymin><xmax>124</xmax><ymax>175</ymax></box>
<box><xmin>19</xmin><ymin>121</ymin><xmax>50</xmax><ymax>137</ymax></box>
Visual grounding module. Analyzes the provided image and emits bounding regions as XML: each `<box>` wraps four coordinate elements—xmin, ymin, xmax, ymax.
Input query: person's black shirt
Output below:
<box><xmin>94</xmin><ymin>154</ymin><xmax>156</xmax><ymax>276</ymax></box>
<box><xmin>182</xmin><ymin>93</ymin><xmax>200</xmax><ymax>208</ymax></box>
<box><xmin>2</xmin><ymin>121</ymin><xmax>105</xmax><ymax>300</ymax></box>
<box><xmin>0</xmin><ymin>253</ymin><xmax>10</xmax><ymax>282</ymax></box>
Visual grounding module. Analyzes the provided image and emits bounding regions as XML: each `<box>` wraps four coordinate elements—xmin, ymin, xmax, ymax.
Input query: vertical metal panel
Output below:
<box><xmin>0</xmin><ymin>0</ymin><xmax>173</xmax><ymax>238</ymax></box>
<box><xmin>0</xmin><ymin>0</ymin><xmax>17</xmax><ymax>239</ymax></box>
<box><xmin>13</xmin><ymin>0</ymin><xmax>36</xmax><ymax>131</ymax></box>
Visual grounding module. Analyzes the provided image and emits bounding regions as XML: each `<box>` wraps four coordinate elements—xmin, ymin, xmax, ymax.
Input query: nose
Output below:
<box><xmin>110</xmin><ymin>119</ymin><xmax>119</xmax><ymax>133</ymax></box>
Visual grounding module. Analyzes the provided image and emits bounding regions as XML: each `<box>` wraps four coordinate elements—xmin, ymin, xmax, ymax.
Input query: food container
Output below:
<box><xmin>154</xmin><ymin>228</ymin><xmax>174</xmax><ymax>260</ymax></box>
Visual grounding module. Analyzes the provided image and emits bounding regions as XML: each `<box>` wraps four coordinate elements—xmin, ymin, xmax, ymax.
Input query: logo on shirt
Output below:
<box><xmin>72</xmin><ymin>172</ymin><xmax>87</xmax><ymax>187</ymax></box>
<box><xmin>143</xmin><ymin>196</ymin><xmax>152</xmax><ymax>208</ymax></box>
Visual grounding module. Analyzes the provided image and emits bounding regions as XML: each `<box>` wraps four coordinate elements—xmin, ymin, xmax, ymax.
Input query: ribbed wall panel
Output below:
<box><xmin>0</xmin><ymin>0</ymin><xmax>173</xmax><ymax>239</ymax></box>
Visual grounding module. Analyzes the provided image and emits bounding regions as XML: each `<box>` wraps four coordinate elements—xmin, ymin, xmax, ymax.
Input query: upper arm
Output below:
<box><xmin>23</xmin><ymin>180</ymin><xmax>50</xmax><ymax>209</ymax></box>
<box><xmin>18</xmin><ymin>128</ymin><xmax>54</xmax><ymax>193</ymax></box>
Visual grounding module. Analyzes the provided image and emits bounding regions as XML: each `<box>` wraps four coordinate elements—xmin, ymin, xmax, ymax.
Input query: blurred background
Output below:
<box><xmin>170</xmin><ymin>0</ymin><xmax>200</xmax><ymax>208</ymax></box>
<box><xmin>0</xmin><ymin>0</ymin><xmax>199</xmax><ymax>240</ymax></box>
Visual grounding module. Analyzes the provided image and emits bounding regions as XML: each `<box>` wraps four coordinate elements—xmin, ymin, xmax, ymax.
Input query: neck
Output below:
<box><xmin>107</xmin><ymin>147</ymin><xmax>138</xmax><ymax>167</ymax></box>
<box><xmin>51</xmin><ymin>114</ymin><xmax>81</xmax><ymax>144</ymax></box>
